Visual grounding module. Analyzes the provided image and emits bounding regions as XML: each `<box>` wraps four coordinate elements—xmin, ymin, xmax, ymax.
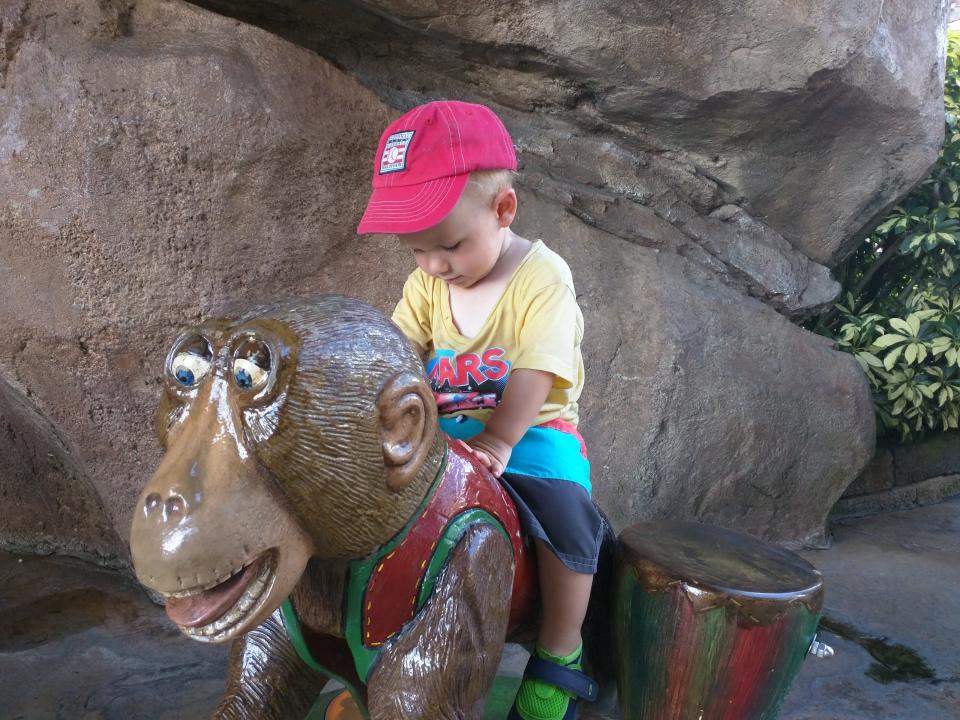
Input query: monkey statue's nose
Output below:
<box><xmin>142</xmin><ymin>491</ymin><xmax>189</xmax><ymax>522</ymax></box>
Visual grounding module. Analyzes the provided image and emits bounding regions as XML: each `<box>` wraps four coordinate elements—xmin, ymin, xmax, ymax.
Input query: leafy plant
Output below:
<box><xmin>809</xmin><ymin>32</ymin><xmax>960</xmax><ymax>441</ymax></box>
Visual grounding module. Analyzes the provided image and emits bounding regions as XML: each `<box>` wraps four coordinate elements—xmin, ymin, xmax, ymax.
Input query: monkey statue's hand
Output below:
<box><xmin>462</xmin><ymin>431</ymin><xmax>513</xmax><ymax>478</ymax></box>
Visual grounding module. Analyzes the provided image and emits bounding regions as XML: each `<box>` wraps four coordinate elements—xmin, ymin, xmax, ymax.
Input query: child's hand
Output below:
<box><xmin>463</xmin><ymin>431</ymin><xmax>513</xmax><ymax>477</ymax></box>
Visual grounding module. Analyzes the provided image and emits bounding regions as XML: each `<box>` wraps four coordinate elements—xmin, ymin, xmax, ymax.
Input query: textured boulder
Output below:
<box><xmin>516</xmin><ymin>193</ymin><xmax>875</xmax><ymax>544</ymax></box>
<box><xmin>0</xmin><ymin>0</ymin><xmax>396</xmax><ymax>561</ymax></box>
<box><xmin>0</xmin><ymin>0</ymin><xmax>902</xmax><ymax>560</ymax></box>
<box><xmin>193</xmin><ymin>0</ymin><xmax>948</xmax><ymax>265</ymax></box>
<box><xmin>0</xmin><ymin>375</ymin><xmax>121</xmax><ymax>561</ymax></box>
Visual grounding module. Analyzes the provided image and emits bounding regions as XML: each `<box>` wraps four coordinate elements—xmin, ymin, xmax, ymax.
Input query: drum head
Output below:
<box><xmin>618</xmin><ymin>521</ymin><xmax>822</xmax><ymax>600</ymax></box>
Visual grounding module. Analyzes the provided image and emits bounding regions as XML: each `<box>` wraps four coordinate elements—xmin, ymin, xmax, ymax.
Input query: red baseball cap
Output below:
<box><xmin>357</xmin><ymin>100</ymin><xmax>517</xmax><ymax>235</ymax></box>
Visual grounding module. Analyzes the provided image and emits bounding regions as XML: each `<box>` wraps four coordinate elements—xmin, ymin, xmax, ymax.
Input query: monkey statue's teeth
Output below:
<box><xmin>176</xmin><ymin>553</ymin><xmax>274</xmax><ymax>641</ymax></box>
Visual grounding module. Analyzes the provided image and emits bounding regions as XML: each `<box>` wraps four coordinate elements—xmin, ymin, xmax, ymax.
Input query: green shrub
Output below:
<box><xmin>811</xmin><ymin>31</ymin><xmax>960</xmax><ymax>441</ymax></box>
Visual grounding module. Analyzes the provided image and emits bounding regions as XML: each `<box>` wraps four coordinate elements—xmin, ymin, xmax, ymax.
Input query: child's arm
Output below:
<box><xmin>463</xmin><ymin>368</ymin><xmax>554</xmax><ymax>477</ymax></box>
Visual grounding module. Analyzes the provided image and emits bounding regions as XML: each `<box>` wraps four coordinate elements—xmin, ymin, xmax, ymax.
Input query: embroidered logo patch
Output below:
<box><xmin>380</xmin><ymin>130</ymin><xmax>415</xmax><ymax>174</ymax></box>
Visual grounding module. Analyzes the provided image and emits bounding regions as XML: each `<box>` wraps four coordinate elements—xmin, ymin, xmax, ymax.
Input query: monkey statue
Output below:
<box><xmin>130</xmin><ymin>296</ymin><xmax>826</xmax><ymax>720</ymax></box>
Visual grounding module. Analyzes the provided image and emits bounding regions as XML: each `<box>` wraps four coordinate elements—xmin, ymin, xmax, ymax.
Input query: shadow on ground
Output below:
<box><xmin>0</xmin><ymin>553</ymin><xmax>228</xmax><ymax>719</ymax></box>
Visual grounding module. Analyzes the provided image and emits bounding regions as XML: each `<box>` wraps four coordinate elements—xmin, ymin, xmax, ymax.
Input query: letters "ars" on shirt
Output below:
<box><xmin>428</xmin><ymin>348</ymin><xmax>510</xmax><ymax>390</ymax></box>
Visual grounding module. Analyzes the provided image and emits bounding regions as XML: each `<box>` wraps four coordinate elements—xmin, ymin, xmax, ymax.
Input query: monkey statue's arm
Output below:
<box><xmin>212</xmin><ymin>608</ymin><xmax>328</xmax><ymax>720</ymax></box>
<box><xmin>366</xmin><ymin>523</ymin><xmax>516</xmax><ymax>720</ymax></box>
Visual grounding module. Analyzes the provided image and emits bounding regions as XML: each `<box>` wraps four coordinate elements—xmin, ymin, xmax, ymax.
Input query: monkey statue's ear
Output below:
<box><xmin>378</xmin><ymin>371</ymin><xmax>438</xmax><ymax>492</ymax></box>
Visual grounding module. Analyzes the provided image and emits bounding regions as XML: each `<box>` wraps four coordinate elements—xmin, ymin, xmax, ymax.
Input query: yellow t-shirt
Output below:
<box><xmin>392</xmin><ymin>240</ymin><xmax>584</xmax><ymax>427</ymax></box>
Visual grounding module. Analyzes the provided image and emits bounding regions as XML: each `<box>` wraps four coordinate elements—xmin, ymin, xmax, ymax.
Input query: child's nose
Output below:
<box><xmin>427</xmin><ymin>255</ymin><xmax>450</xmax><ymax>276</ymax></box>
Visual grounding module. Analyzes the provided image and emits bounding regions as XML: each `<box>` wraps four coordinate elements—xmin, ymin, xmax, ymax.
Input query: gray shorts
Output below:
<box><xmin>498</xmin><ymin>472</ymin><xmax>604</xmax><ymax>574</ymax></box>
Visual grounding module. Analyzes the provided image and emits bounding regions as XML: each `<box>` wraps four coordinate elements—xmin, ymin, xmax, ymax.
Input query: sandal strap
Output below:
<box><xmin>522</xmin><ymin>656</ymin><xmax>599</xmax><ymax>702</ymax></box>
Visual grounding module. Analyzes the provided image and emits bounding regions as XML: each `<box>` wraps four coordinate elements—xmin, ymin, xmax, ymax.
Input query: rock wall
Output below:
<box><xmin>1</xmin><ymin>0</ymin><xmax>941</xmax><ymax>561</ymax></box>
<box><xmin>0</xmin><ymin>0</ymin><xmax>396</xmax><ymax>561</ymax></box>
<box><xmin>0</xmin><ymin>374</ymin><xmax>121</xmax><ymax>562</ymax></box>
<box><xmin>836</xmin><ymin>432</ymin><xmax>960</xmax><ymax>517</ymax></box>
<box><xmin>192</xmin><ymin>0</ymin><xmax>950</xmax><ymax>265</ymax></box>
<box><xmin>519</xmin><ymin>193</ymin><xmax>874</xmax><ymax>544</ymax></box>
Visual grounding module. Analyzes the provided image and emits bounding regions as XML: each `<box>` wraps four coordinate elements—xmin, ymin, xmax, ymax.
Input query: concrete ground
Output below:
<box><xmin>777</xmin><ymin>499</ymin><xmax>960</xmax><ymax>719</ymax></box>
<box><xmin>1</xmin><ymin>499</ymin><xmax>958</xmax><ymax>719</ymax></box>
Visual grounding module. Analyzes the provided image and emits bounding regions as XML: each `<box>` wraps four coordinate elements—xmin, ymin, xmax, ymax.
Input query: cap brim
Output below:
<box><xmin>357</xmin><ymin>174</ymin><xmax>470</xmax><ymax>235</ymax></box>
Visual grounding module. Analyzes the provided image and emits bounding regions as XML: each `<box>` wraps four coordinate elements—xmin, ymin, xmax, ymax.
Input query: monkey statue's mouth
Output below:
<box><xmin>162</xmin><ymin>551</ymin><xmax>276</xmax><ymax>642</ymax></box>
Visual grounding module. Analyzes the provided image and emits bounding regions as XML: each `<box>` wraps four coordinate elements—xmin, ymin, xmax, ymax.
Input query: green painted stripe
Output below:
<box><xmin>683</xmin><ymin>603</ymin><xmax>731</xmax><ymax>715</ymax></box>
<box><xmin>417</xmin><ymin>509</ymin><xmax>511</xmax><ymax>607</ymax></box>
<box><xmin>759</xmin><ymin>609</ymin><xmax>821</xmax><ymax>720</ymax></box>
<box><xmin>344</xmin><ymin>446</ymin><xmax>450</xmax><ymax>682</ymax></box>
<box><xmin>280</xmin><ymin>598</ymin><xmax>370</xmax><ymax>720</ymax></box>
<box><xmin>337</xmin><ymin>445</ymin><xmax>515</xmax><ymax>690</ymax></box>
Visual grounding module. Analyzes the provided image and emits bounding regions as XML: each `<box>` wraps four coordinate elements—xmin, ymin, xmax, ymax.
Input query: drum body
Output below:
<box><xmin>613</xmin><ymin>522</ymin><xmax>823</xmax><ymax>720</ymax></box>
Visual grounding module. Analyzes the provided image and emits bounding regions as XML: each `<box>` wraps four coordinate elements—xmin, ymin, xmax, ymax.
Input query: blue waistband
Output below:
<box><xmin>439</xmin><ymin>415</ymin><xmax>592</xmax><ymax>494</ymax></box>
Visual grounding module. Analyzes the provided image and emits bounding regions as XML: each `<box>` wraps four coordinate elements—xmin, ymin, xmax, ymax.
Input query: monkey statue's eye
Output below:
<box><xmin>168</xmin><ymin>334</ymin><xmax>213</xmax><ymax>389</ymax></box>
<box><xmin>233</xmin><ymin>357</ymin><xmax>268</xmax><ymax>389</ymax></box>
<box><xmin>170</xmin><ymin>351</ymin><xmax>212</xmax><ymax>387</ymax></box>
<box><xmin>232</xmin><ymin>337</ymin><xmax>271</xmax><ymax>392</ymax></box>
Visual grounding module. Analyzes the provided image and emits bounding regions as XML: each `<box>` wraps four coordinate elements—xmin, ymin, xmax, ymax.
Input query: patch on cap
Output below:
<box><xmin>379</xmin><ymin>130</ymin><xmax>415</xmax><ymax>174</ymax></box>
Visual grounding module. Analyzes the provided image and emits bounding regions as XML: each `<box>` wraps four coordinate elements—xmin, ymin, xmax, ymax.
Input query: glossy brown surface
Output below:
<box><xmin>358</xmin><ymin>439</ymin><xmax>537</xmax><ymax>647</ymax></box>
<box><xmin>213</xmin><ymin>609</ymin><xmax>327</xmax><ymax>720</ymax></box>
<box><xmin>129</xmin><ymin>296</ymin><xmax>528</xmax><ymax>719</ymax></box>
<box><xmin>131</xmin><ymin>297</ymin><xmax>447</xmax><ymax>644</ymax></box>
<box><xmin>367</xmin><ymin>524</ymin><xmax>514</xmax><ymax>718</ymax></box>
<box><xmin>230</xmin><ymin>298</ymin><xmax>445</xmax><ymax>559</ymax></box>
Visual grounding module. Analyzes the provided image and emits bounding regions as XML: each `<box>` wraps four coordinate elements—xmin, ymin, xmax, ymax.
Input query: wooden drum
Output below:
<box><xmin>613</xmin><ymin>521</ymin><xmax>823</xmax><ymax>720</ymax></box>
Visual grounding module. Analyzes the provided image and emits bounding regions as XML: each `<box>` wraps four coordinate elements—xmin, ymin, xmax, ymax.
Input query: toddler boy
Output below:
<box><xmin>358</xmin><ymin>100</ymin><xmax>602</xmax><ymax>720</ymax></box>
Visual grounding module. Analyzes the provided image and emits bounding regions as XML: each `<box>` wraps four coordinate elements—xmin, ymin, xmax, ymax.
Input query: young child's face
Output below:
<box><xmin>397</xmin><ymin>187</ymin><xmax>510</xmax><ymax>289</ymax></box>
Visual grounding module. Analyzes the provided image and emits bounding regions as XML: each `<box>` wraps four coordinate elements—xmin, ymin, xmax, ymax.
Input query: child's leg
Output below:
<box><xmin>534</xmin><ymin>538</ymin><xmax>594</xmax><ymax>656</ymax></box>
<box><xmin>513</xmin><ymin>539</ymin><xmax>595</xmax><ymax>720</ymax></box>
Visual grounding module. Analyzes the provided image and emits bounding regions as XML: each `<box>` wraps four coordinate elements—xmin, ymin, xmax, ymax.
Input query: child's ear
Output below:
<box><xmin>494</xmin><ymin>188</ymin><xmax>518</xmax><ymax>228</ymax></box>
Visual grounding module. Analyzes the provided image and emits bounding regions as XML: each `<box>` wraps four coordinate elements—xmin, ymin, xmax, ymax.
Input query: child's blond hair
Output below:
<box><xmin>467</xmin><ymin>169</ymin><xmax>516</xmax><ymax>203</ymax></box>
